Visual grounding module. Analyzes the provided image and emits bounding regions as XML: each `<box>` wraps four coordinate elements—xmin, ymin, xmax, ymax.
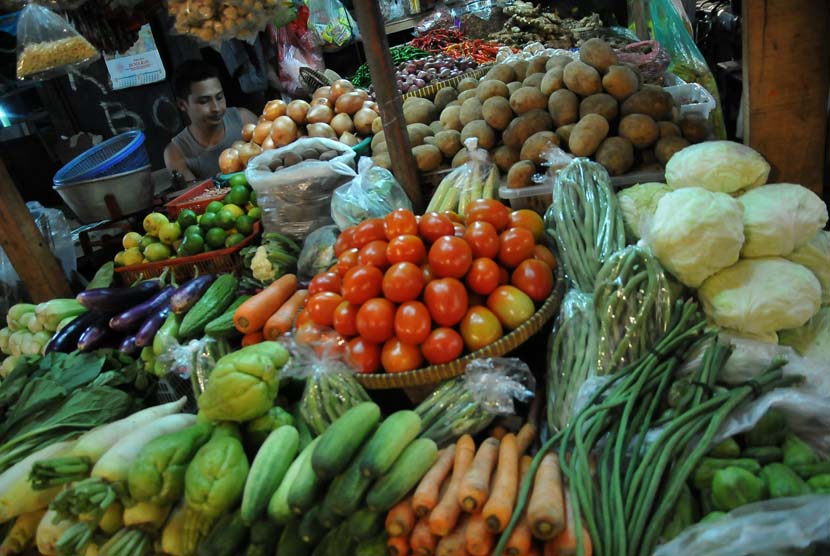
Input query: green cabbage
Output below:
<box><xmin>665</xmin><ymin>141</ymin><xmax>770</xmax><ymax>194</ymax></box>
<box><xmin>785</xmin><ymin>231</ymin><xmax>830</xmax><ymax>304</ymax></box>
<box><xmin>617</xmin><ymin>182</ymin><xmax>671</xmax><ymax>240</ymax></box>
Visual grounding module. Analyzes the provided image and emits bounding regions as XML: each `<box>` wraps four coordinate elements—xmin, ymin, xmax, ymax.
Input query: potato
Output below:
<box><xmin>446</xmin><ymin>100</ymin><xmax>461</xmax><ymax>108</ymax></box>
<box><xmin>618</xmin><ymin>114</ymin><xmax>659</xmax><ymax>149</ymax></box>
<box><xmin>427</xmin><ymin>129</ymin><xmax>463</xmax><ymax>158</ymax></box>
<box><xmin>568</xmin><ymin>114</ymin><xmax>609</xmax><ymax>156</ymax></box>
<box><xmin>503</xmin><ymin>109</ymin><xmax>553</xmax><ymax>149</ymax></box>
<box><xmin>460</xmin><ymin>98</ymin><xmax>484</xmax><ymax>126</ymax></box>
<box><xmin>371</xmin><ymin>130</ymin><xmax>386</xmax><ymax>150</ymax></box>
<box><xmin>522</xmin><ymin>73</ymin><xmax>545</xmax><ymax>89</ymax></box>
<box><xmin>640</xmin><ymin>149</ymin><xmax>658</xmax><ymax>166</ymax></box>
<box><xmin>429</xmin><ymin>121</ymin><xmax>444</xmax><ymax>134</ymax></box>
<box><xmin>407</xmin><ymin>123</ymin><xmax>434</xmax><ymax>147</ymax></box>
<box><xmin>679</xmin><ymin>114</ymin><xmax>710</xmax><ymax>143</ymax></box>
<box><xmin>595</xmin><ymin>137</ymin><xmax>634</xmax><ymax>176</ymax></box>
<box><xmin>413</xmin><ymin>144</ymin><xmax>442</xmax><ymax>171</ymax></box>
<box><xmin>548</xmin><ymin>89</ymin><xmax>579</xmax><ymax>128</ymax></box>
<box><xmin>452</xmin><ymin>148</ymin><xmax>470</xmax><ymax>167</ymax></box>
<box><xmin>556</xmin><ymin>124</ymin><xmax>575</xmax><ymax>149</ymax></box>
<box><xmin>510</xmin><ymin>87</ymin><xmax>548</xmax><ymax>115</ymax></box>
<box><xmin>484</xmin><ymin>64</ymin><xmax>516</xmax><ymax>83</ymax></box>
<box><xmin>440</xmin><ymin>105</ymin><xmax>463</xmax><ymax>132</ymax></box>
<box><xmin>507</xmin><ymin>160</ymin><xmax>535</xmax><ymax>188</ymax></box>
<box><xmin>434</xmin><ymin>87</ymin><xmax>459</xmax><ymax>111</ymax></box>
<box><xmin>371</xmin><ymin>116</ymin><xmax>383</xmax><ymax>135</ymax></box>
<box><xmin>372</xmin><ymin>152</ymin><xmax>392</xmax><ymax>169</ymax></box>
<box><xmin>520</xmin><ymin>131</ymin><xmax>560</xmax><ymax>165</ymax></box>
<box><xmin>655</xmin><ymin>136</ymin><xmax>691</xmax><ymax>165</ymax></box>
<box><xmin>482</xmin><ymin>96</ymin><xmax>513</xmax><ymax>131</ymax></box>
<box><xmin>620</xmin><ymin>86</ymin><xmax>673</xmax><ymax>120</ymax></box>
<box><xmin>511</xmin><ymin>60</ymin><xmax>529</xmax><ymax>82</ymax></box>
<box><xmin>457</xmin><ymin>77</ymin><xmax>478</xmax><ymax>92</ymax></box>
<box><xmin>546</xmin><ymin>55</ymin><xmax>574</xmax><ymax>71</ymax></box>
<box><xmin>460</xmin><ymin>120</ymin><xmax>497</xmax><ymax>150</ymax></box>
<box><xmin>507</xmin><ymin>81</ymin><xmax>523</xmax><ymax>95</ymax></box>
<box><xmin>477</xmin><ymin>80</ymin><xmax>510</xmax><ymax>102</ymax></box>
<box><xmin>372</xmin><ymin>141</ymin><xmax>388</xmax><ymax>154</ymax></box>
<box><xmin>492</xmin><ymin>145</ymin><xmax>520</xmax><ymax>173</ymax></box>
<box><xmin>404</xmin><ymin>98</ymin><xmax>438</xmax><ymax>125</ymax></box>
<box><xmin>563</xmin><ymin>61</ymin><xmax>602</xmax><ymax>96</ymax></box>
<box><xmin>602</xmin><ymin>65</ymin><xmax>639</xmax><ymax>101</ymax></box>
<box><xmin>579</xmin><ymin>94</ymin><xmax>618</xmax><ymax>121</ymax></box>
<box><xmin>458</xmin><ymin>89</ymin><xmax>477</xmax><ymax>103</ymax></box>
<box><xmin>657</xmin><ymin>121</ymin><xmax>681</xmax><ymax>138</ymax></box>
<box><xmin>540</xmin><ymin>68</ymin><xmax>564</xmax><ymax>96</ymax></box>
<box><xmin>579</xmin><ymin>38</ymin><xmax>618</xmax><ymax>74</ymax></box>
<box><xmin>528</xmin><ymin>56</ymin><xmax>549</xmax><ymax>75</ymax></box>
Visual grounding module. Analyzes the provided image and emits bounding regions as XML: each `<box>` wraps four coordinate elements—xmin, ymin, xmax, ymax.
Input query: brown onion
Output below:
<box><xmin>362</xmin><ymin>101</ymin><xmax>379</xmax><ymax>113</ymax></box>
<box><xmin>330</xmin><ymin>79</ymin><xmax>355</xmax><ymax>101</ymax></box>
<box><xmin>311</xmin><ymin>97</ymin><xmax>332</xmax><ymax>108</ymax></box>
<box><xmin>252</xmin><ymin>121</ymin><xmax>273</xmax><ymax>145</ymax></box>
<box><xmin>271</xmin><ymin>116</ymin><xmax>299</xmax><ymax>147</ymax></box>
<box><xmin>263</xmin><ymin>99</ymin><xmax>287</xmax><ymax>121</ymax></box>
<box><xmin>312</xmin><ymin>86</ymin><xmax>332</xmax><ymax>101</ymax></box>
<box><xmin>232</xmin><ymin>140</ymin><xmax>247</xmax><ymax>150</ymax></box>
<box><xmin>306</xmin><ymin>105</ymin><xmax>334</xmax><ymax>124</ymax></box>
<box><xmin>241</xmin><ymin>123</ymin><xmax>256</xmax><ymax>142</ymax></box>
<box><xmin>237</xmin><ymin>142</ymin><xmax>262</xmax><ymax>166</ymax></box>
<box><xmin>261</xmin><ymin>135</ymin><xmax>275</xmax><ymax>150</ymax></box>
<box><xmin>218</xmin><ymin>148</ymin><xmax>242</xmax><ymax>174</ymax></box>
<box><xmin>334</xmin><ymin>92</ymin><xmax>365</xmax><ymax>115</ymax></box>
<box><xmin>286</xmin><ymin>100</ymin><xmax>311</xmax><ymax>124</ymax></box>
<box><xmin>352</xmin><ymin>108</ymin><xmax>376</xmax><ymax>136</ymax></box>
<box><xmin>330</xmin><ymin>113</ymin><xmax>355</xmax><ymax>136</ymax></box>
<box><xmin>339</xmin><ymin>131</ymin><xmax>359</xmax><ymax>146</ymax></box>
<box><xmin>307</xmin><ymin>123</ymin><xmax>337</xmax><ymax>139</ymax></box>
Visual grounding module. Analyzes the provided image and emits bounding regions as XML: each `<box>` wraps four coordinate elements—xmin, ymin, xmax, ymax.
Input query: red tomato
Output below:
<box><xmin>352</xmin><ymin>218</ymin><xmax>386</xmax><ymax>248</ymax></box>
<box><xmin>487</xmin><ymin>285</ymin><xmax>535</xmax><ymax>330</ymax></box>
<box><xmin>332</xmin><ymin>300</ymin><xmax>359</xmax><ymax>337</ymax></box>
<box><xmin>308</xmin><ymin>272</ymin><xmax>342</xmax><ymax>296</ymax></box>
<box><xmin>394</xmin><ymin>301</ymin><xmax>432</xmax><ymax>344</ymax></box>
<box><xmin>381</xmin><ymin>338</ymin><xmax>423</xmax><ymax>373</ymax></box>
<box><xmin>453</xmin><ymin>224</ymin><xmax>466</xmax><ymax>237</ymax></box>
<box><xmin>421</xmin><ymin>264</ymin><xmax>435</xmax><ymax>284</ymax></box>
<box><xmin>465</xmin><ymin>258</ymin><xmax>501</xmax><ymax>295</ymax></box>
<box><xmin>295</xmin><ymin>308</ymin><xmax>312</xmax><ymax>328</ymax></box>
<box><xmin>498</xmin><ymin>227</ymin><xmax>535</xmax><ymax>268</ymax></box>
<box><xmin>508</xmin><ymin>209</ymin><xmax>545</xmax><ymax>241</ymax></box>
<box><xmin>424</xmin><ymin>278</ymin><xmax>468</xmax><ymax>327</ymax></box>
<box><xmin>306</xmin><ymin>291</ymin><xmax>343</xmax><ymax>327</ymax></box>
<box><xmin>418</xmin><ymin>212</ymin><xmax>455</xmax><ymax>244</ymax></box>
<box><xmin>533</xmin><ymin>244</ymin><xmax>558</xmax><ymax>271</ymax></box>
<box><xmin>511</xmin><ymin>259</ymin><xmax>554</xmax><ymax>302</ymax></box>
<box><xmin>428</xmin><ymin>236</ymin><xmax>473</xmax><ymax>279</ymax></box>
<box><xmin>356</xmin><ymin>298</ymin><xmax>396</xmax><ymax>343</ymax></box>
<box><xmin>460</xmin><ymin>306</ymin><xmax>503</xmax><ymax>351</ymax></box>
<box><xmin>386</xmin><ymin>234</ymin><xmax>427</xmax><ymax>265</ymax></box>
<box><xmin>463</xmin><ymin>221</ymin><xmax>500</xmax><ymax>259</ymax></box>
<box><xmin>442</xmin><ymin>210</ymin><xmax>464</xmax><ymax>224</ymax></box>
<box><xmin>333</xmin><ymin>227</ymin><xmax>355</xmax><ymax>256</ymax></box>
<box><xmin>384</xmin><ymin>208</ymin><xmax>418</xmax><ymax>239</ymax></box>
<box><xmin>342</xmin><ymin>265</ymin><xmax>383</xmax><ymax>305</ymax></box>
<box><xmin>382</xmin><ymin>262</ymin><xmax>425</xmax><ymax>303</ymax></box>
<box><xmin>465</xmin><ymin>199</ymin><xmax>510</xmax><ymax>231</ymax></box>
<box><xmin>358</xmin><ymin>240</ymin><xmax>389</xmax><ymax>269</ymax></box>
<box><xmin>337</xmin><ymin>248</ymin><xmax>359</xmax><ymax>277</ymax></box>
<box><xmin>421</xmin><ymin>327</ymin><xmax>464</xmax><ymax>365</ymax></box>
<box><xmin>347</xmin><ymin>337</ymin><xmax>381</xmax><ymax>373</ymax></box>
<box><xmin>499</xmin><ymin>266</ymin><xmax>510</xmax><ymax>285</ymax></box>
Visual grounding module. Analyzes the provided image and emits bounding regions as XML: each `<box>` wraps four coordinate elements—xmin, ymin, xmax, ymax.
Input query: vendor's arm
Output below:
<box><xmin>239</xmin><ymin>107</ymin><xmax>258</xmax><ymax>126</ymax></box>
<box><xmin>164</xmin><ymin>142</ymin><xmax>196</xmax><ymax>183</ymax></box>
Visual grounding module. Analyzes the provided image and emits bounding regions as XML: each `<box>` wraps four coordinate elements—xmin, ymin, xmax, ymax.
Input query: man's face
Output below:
<box><xmin>178</xmin><ymin>77</ymin><xmax>227</xmax><ymax>127</ymax></box>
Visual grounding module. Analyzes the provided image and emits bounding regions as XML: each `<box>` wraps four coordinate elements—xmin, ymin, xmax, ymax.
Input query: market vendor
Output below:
<box><xmin>164</xmin><ymin>60</ymin><xmax>258</xmax><ymax>182</ymax></box>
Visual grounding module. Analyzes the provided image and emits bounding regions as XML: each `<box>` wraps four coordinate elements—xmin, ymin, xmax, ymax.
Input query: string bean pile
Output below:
<box><xmin>415</xmin><ymin>378</ymin><xmax>495</xmax><ymax>447</ymax></box>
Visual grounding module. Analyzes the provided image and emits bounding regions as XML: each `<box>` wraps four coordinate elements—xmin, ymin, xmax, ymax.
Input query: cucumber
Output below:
<box><xmin>198</xmin><ymin>509</ymin><xmax>248</xmax><ymax>556</ymax></box>
<box><xmin>321</xmin><ymin>445</ymin><xmax>374</xmax><ymax>517</ymax></box>
<box><xmin>347</xmin><ymin>509</ymin><xmax>384</xmax><ymax>542</ymax></box>
<box><xmin>269</xmin><ymin>437</ymin><xmax>320</xmax><ymax>524</ymax></box>
<box><xmin>276</xmin><ymin>520</ymin><xmax>311</xmax><ymax>556</ymax></box>
<box><xmin>358</xmin><ymin>410</ymin><xmax>422</xmax><ymax>478</ymax></box>
<box><xmin>312</xmin><ymin>402</ymin><xmax>381</xmax><ymax>479</ymax></box>
<box><xmin>366</xmin><ymin>438</ymin><xmax>438</xmax><ymax>512</ymax></box>
<box><xmin>241</xmin><ymin>425</ymin><xmax>300</xmax><ymax>524</ymax></box>
<box><xmin>355</xmin><ymin>532</ymin><xmax>388</xmax><ymax>556</ymax></box>
<box><xmin>299</xmin><ymin>506</ymin><xmax>329</xmax><ymax>545</ymax></box>
<box><xmin>204</xmin><ymin>295</ymin><xmax>251</xmax><ymax>338</ymax></box>
<box><xmin>288</xmin><ymin>437</ymin><xmax>328</xmax><ymax>515</ymax></box>
<box><xmin>317</xmin><ymin>497</ymin><xmax>345</xmax><ymax>529</ymax></box>
<box><xmin>312</xmin><ymin>520</ymin><xmax>353</xmax><ymax>556</ymax></box>
<box><xmin>245</xmin><ymin>518</ymin><xmax>281</xmax><ymax>556</ymax></box>
<box><xmin>180</xmin><ymin>274</ymin><xmax>238</xmax><ymax>338</ymax></box>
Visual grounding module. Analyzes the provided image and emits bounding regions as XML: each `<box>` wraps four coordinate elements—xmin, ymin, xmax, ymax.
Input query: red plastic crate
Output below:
<box><xmin>165</xmin><ymin>179</ymin><xmax>230</xmax><ymax>219</ymax></box>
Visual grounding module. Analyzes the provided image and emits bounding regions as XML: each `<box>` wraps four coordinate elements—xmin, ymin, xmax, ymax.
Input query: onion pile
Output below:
<box><xmin>389</xmin><ymin>55</ymin><xmax>477</xmax><ymax>93</ymax></box>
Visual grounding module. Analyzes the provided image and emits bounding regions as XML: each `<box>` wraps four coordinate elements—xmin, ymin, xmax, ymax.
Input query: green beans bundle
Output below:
<box><xmin>351</xmin><ymin>45</ymin><xmax>429</xmax><ymax>87</ymax></box>
<box><xmin>300</xmin><ymin>371</ymin><xmax>371</xmax><ymax>436</ymax></box>
<box><xmin>544</xmin><ymin>159</ymin><xmax>626</xmax><ymax>291</ymax></box>
<box><xmin>593</xmin><ymin>246</ymin><xmax>673</xmax><ymax>375</ymax></box>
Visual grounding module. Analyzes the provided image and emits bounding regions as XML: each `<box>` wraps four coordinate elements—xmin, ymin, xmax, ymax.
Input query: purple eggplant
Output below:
<box><xmin>77</xmin><ymin>323</ymin><xmax>112</xmax><ymax>352</ymax></box>
<box><xmin>109</xmin><ymin>286</ymin><xmax>175</xmax><ymax>331</ymax></box>
<box><xmin>118</xmin><ymin>335</ymin><xmax>140</xmax><ymax>356</ymax></box>
<box><xmin>170</xmin><ymin>275</ymin><xmax>215</xmax><ymax>315</ymax></box>
<box><xmin>46</xmin><ymin>311</ymin><xmax>108</xmax><ymax>353</ymax></box>
<box><xmin>77</xmin><ymin>280</ymin><xmax>160</xmax><ymax>313</ymax></box>
<box><xmin>135</xmin><ymin>306</ymin><xmax>171</xmax><ymax>347</ymax></box>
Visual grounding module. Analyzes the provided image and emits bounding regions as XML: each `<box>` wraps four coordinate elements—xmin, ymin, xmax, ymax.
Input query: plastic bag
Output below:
<box><xmin>297</xmin><ymin>225</ymin><xmax>338</xmax><ymax>282</ymax></box>
<box><xmin>168</xmin><ymin>0</ymin><xmax>293</xmax><ymax>46</ymax></box>
<box><xmin>306</xmin><ymin>0</ymin><xmax>358</xmax><ymax>51</ymax></box>
<box><xmin>331</xmin><ymin>157</ymin><xmax>413</xmax><ymax>230</ymax></box>
<box><xmin>416</xmin><ymin>358</ymin><xmax>536</xmax><ymax>447</ymax></box>
<box><xmin>779</xmin><ymin>306</ymin><xmax>830</xmax><ymax>363</ymax></box>
<box><xmin>279</xmin><ymin>327</ymin><xmax>371</xmax><ymax>435</ymax></box>
<box><xmin>425</xmin><ymin>138</ymin><xmax>499</xmax><ymax>218</ymax></box>
<box><xmin>16</xmin><ymin>3</ymin><xmax>98</xmax><ymax>81</ymax></box>
<box><xmin>414</xmin><ymin>3</ymin><xmax>454</xmax><ymax>35</ymax></box>
<box><xmin>246</xmin><ymin>138</ymin><xmax>357</xmax><ymax>241</ymax></box>
<box><xmin>274</xmin><ymin>6</ymin><xmax>324</xmax><ymax>97</ymax></box>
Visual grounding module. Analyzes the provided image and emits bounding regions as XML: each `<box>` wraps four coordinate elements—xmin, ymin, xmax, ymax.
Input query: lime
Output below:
<box><xmin>205</xmin><ymin>201</ymin><xmax>225</xmax><ymax>213</ymax></box>
<box><xmin>139</xmin><ymin>235</ymin><xmax>159</xmax><ymax>253</ymax></box>
<box><xmin>158</xmin><ymin>222</ymin><xmax>182</xmax><ymax>245</ymax></box>
<box><xmin>122</xmin><ymin>231</ymin><xmax>142</xmax><ymax>250</ymax></box>
<box><xmin>124</xmin><ymin>246</ymin><xmax>145</xmax><ymax>265</ymax></box>
<box><xmin>215</xmin><ymin>209</ymin><xmax>236</xmax><ymax>230</ymax></box>
<box><xmin>222</xmin><ymin>203</ymin><xmax>244</xmax><ymax>219</ymax></box>
<box><xmin>176</xmin><ymin>209</ymin><xmax>198</xmax><ymax>228</ymax></box>
<box><xmin>144</xmin><ymin>243</ymin><xmax>172</xmax><ymax>262</ymax></box>
<box><xmin>178</xmin><ymin>233</ymin><xmax>204</xmax><ymax>256</ymax></box>
<box><xmin>200</xmin><ymin>211</ymin><xmax>218</xmax><ymax>230</ymax></box>
<box><xmin>205</xmin><ymin>227</ymin><xmax>227</xmax><ymax>249</ymax></box>
<box><xmin>226</xmin><ymin>185</ymin><xmax>250</xmax><ymax>206</ymax></box>
<box><xmin>113</xmin><ymin>251</ymin><xmax>126</xmax><ymax>267</ymax></box>
<box><xmin>249</xmin><ymin>190</ymin><xmax>258</xmax><ymax>207</ymax></box>
<box><xmin>228</xmin><ymin>173</ymin><xmax>248</xmax><ymax>188</ymax></box>
<box><xmin>184</xmin><ymin>225</ymin><xmax>202</xmax><ymax>238</ymax></box>
<box><xmin>143</xmin><ymin>212</ymin><xmax>169</xmax><ymax>235</ymax></box>
<box><xmin>247</xmin><ymin>207</ymin><xmax>262</xmax><ymax>220</ymax></box>
<box><xmin>225</xmin><ymin>233</ymin><xmax>246</xmax><ymax>248</ymax></box>
<box><xmin>235</xmin><ymin>215</ymin><xmax>254</xmax><ymax>236</ymax></box>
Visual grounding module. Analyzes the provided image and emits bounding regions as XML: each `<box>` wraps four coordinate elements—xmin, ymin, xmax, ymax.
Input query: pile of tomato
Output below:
<box><xmin>296</xmin><ymin>201</ymin><xmax>557</xmax><ymax>373</ymax></box>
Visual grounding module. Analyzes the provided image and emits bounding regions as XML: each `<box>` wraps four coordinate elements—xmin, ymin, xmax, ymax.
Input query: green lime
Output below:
<box><xmin>235</xmin><ymin>215</ymin><xmax>254</xmax><ymax>236</ymax></box>
<box><xmin>144</xmin><ymin>243</ymin><xmax>172</xmax><ymax>262</ymax></box>
<box><xmin>226</xmin><ymin>185</ymin><xmax>251</xmax><ymax>206</ymax></box>
<box><xmin>122</xmin><ymin>231</ymin><xmax>142</xmax><ymax>250</ymax></box>
<box><xmin>178</xmin><ymin>233</ymin><xmax>204</xmax><ymax>256</ymax></box>
<box><xmin>222</xmin><ymin>203</ymin><xmax>244</xmax><ymax>218</ymax></box>
<box><xmin>176</xmin><ymin>209</ymin><xmax>198</xmax><ymax>228</ymax></box>
<box><xmin>139</xmin><ymin>235</ymin><xmax>159</xmax><ymax>253</ymax></box>
<box><xmin>123</xmin><ymin>247</ymin><xmax>144</xmax><ymax>266</ymax></box>
<box><xmin>205</xmin><ymin>201</ymin><xmax>225</xmax><ymax>213</ymax></box>
<box><xmin>158</xmin><ymin>222</ymin><xmax>182</xmax><ymax>245</ymax></box>
<box><xmin>215</xmin><ymin>209</ymin><xmax>236</xmax><ymax>230</ymax></box>
<box><xmin>247</xmin><ymin>207</ymin><xmax>262</xmax><ymax>220</ymax></box>
<box><xmin>228</xmin><ymin>173</ymin><xmax>248</xmax><ymax>188</ymax></box>
<box><xmin>205</xmin><ymin>227</ymin><xmax>227</xmax><ymax>249</ymax></box>
<box><xmin>249</xmin><ymin>190</ymin><xmax>258</xmax><ymax>207</ymax></box>
<box><xmin>184</xmin><ymin>225</ymin><xmax>202</xmax><ymax>238</ymax></box>
<box><xmin>225</xmin><ymin>233</ymin><xmax>246</xmax><ymax>248</ymax></box>
<box><xmin>143</xmin><ymin>212</ymin><xmax>169</xmax><ymax>235</ymax></box>
<box><xmin>199</xmin><ymin>211</ymin><xmax>218</xmax><ymax>230</ymax></box>
<box><xmin>114</xmin><ymin>251</ymin><xmax>126</xmax><ymax>267</ymax></box>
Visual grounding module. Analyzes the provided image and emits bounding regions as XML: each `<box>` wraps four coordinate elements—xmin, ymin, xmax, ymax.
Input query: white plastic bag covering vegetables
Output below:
<box><xmin>297</xmin><ymin>225</ymin><xmax>338</xmax><ymax>282</ymax></box>
<box><xmin>331</xmin><ymin>157</ymin><xmax>412</xmax><ymax>231</ymax></box>
<box><xmin>779</xmin><ymin>306</ymin><xmax>830</xmax><ymax>362</ymax></box>
<box><xmin>785</xmin><ymin>231</ymin><xmax>830</xmax><ymax>304</ymax></box>
<box><xmin>617</xmin><ymin>182</ymin><xmax>671</xmax><ymax>240</ymax></box>
<box><xmin>648</xmin><ymin>187</ymin><xmax>744</xmax><ymax>288</ymax></box>
<box><xmin>698</xmin><ymin>258</ymin><xmax>821</xmax><ymax>335</ymax></box>
<box><xmin>665</xmin><ymin>141</ymin><xmax>770</xmax><ymax>193</ymax></box>
<box><xmin>738</xmin><ymin>184</ymin><xmax>828</xmax><ymax>258</ymax></box>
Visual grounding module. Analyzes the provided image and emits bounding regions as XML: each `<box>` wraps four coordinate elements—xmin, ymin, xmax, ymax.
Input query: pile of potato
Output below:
<box><xmin>219</xmin><ymin>79</ymin><xmax>378</xmax><ymax>174</ymax></box>
<box><xmin>371</xmin><ymin>38</ymin><xmax>710</xmax><ymax>186</ymax></box>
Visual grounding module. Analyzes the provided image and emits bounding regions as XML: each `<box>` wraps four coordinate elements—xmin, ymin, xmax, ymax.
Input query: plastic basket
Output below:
<box><xmin>165</xmin><ymin>180</ymin><xmax>230</xmax><ymax>219</ymax></box>
<box><xmin>402</xmin><ymin>65</ymin><xmax>492</xmax><ymax>101</ymax></box>
<box><xmin>54</xmin><ymin>131</ymin><xmax>149</xmax><ymax>186</ymax></box>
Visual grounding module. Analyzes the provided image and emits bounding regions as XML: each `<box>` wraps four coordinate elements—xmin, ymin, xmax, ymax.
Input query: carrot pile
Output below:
<box><xmin>233</xmin><ymin>273</ymin><xmax>308</xmax><ymax>343</ymax></box>
<box><xmin>442</xmin><ymin>40</ymin><xmax>503</xmax><ymax>64</ymax></box>
<box><xmin>384</xmin><ymin>423</ymin><xmax>591</xmax><ymax>556</ymax></box>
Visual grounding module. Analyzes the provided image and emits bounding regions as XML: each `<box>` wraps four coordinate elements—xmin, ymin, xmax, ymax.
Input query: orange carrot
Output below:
<box><xmin>464</xmin><ymin>511</ymin><xmax>494</xmax><ymax>555</ymax></box>
<box><xmin>241</xmin><ymin>330</ymin><xmax>264</xmax><ymax>346</ymax></box>
<box><xmin>482</xmin><ymin>433</ymin><xmax>519</xmax><ymax>533</ymax></box>
<box><xmin>388</xmin><ymin>534</ymin><xmax>410</xmax><ymax>556</ymax></box>
<box><xmin>546</xmin><ymin>487</ymin><xmax>592</xmax><ymax>556</ymax></box>
<box><xmin>516</xmin><ymin>423</ymin><xmax>537</xmax><ymax>454</ymax></box>
<box><xmin>263</xmin><ymin>289</ymin><xmax>308</xmax><ymax>340</ymax></box>
<box><xmin>387</xmin><ymin>497</ymin><xmax>417</xmax><ymax>537</ymax></box>
<box><xmin>436</xmin><ymin>515</ymin><xmax>469</xmax><ymax>556</ymax></box>
<box><xmin>233</xmin><ymin>273</ymin><xmax>297</xmax><ymax>333</ymax></box>
<box><xmin>411</xmin><ymin>517</ymin><xmax>439</xmax><ymax>556</ymax></box>
<box><xmin>413</xmin><ymin>445</ymin><xmax>456</xmax><ymax>517</ymax></box>
<box><xmin>490</xmin><ymin>426</ymin><xmax>508</xmax><ymax>440</ymax></box>
<box><xmin>527</xmin><ymin>453</ymin><xmax>565</xmax><ymax>541</ymax></box>
<box><xmin>504</xmin><ymin>456</ymin><xmax>534</xmax><ymax>556</ymax></box>
<box><xmin>458</xmin><ymin>438</ymin><xmax>500</xmax><ymax>512</ymax></box>
<box><xmin>429</xmin><ymin>435</ymin><xmax>475</xmax><ymax>536</ymax></box>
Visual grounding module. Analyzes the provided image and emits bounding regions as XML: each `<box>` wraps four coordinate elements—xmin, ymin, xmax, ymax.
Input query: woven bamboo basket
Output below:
<box><xmin>300</xmin><ymin>67</ymin><xmax>332</xmax><ymax>92</ymax></box>
<box><xmin>402</xmin><ymin>65</ymin><xmax>492</xmax><ymax>101</ymax></box>
<box><xmin>355</xmin><ymin>266</ymin><xmax>565</xmax><ymax>389</ymax></box>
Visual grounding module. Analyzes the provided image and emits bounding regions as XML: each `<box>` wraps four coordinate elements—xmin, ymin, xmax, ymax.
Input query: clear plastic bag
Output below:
<box><xmin>16</xmin><ymin>3</ymin><xmax>99</xmax><ymax>81</ymax></box>
<box><xmin>297</xmin><ymin>225</ymin><xmax>338</xmax><ymax>282</ymax></box>
<box><xmin>331</xmin><ymin>157</ymin><xmax>413</xmax><ymax>231</ymax></box>
<box><xmin>416</xmin><ymin>358</ymin><xmax>536</xmax><ymax>447</ymax></box>
<box><xmin>245</xmin><ymin>138</ymin><xmax>357</xmax><ymax>241</ymax></box>
<box><xmin>306</xmin><ymin>0</ymin><xmax>358</xmax><ymax>51</ymax></box>
<box><xmin>779</xmin><ymin>306</ymin><xmax>830</xmax><ymax>363</ymax></box>
<box><xmin>27</xmin><ymin>202</ymin><xmax>76</xmax><ymax>280</ymax></box>
<box><xmin>413</xmin><ymin>3</ymin><xmax>454</xmax><ymax>35</ymax></box>
<box><xmin>168</xmin><ymin>0</ymin><xmax>294</xmax><ymax>47</ymax></box>
<box><xmin>274</xmin><ymin>6</ymin><xmax>324</xmax><ymax>96</ymax></box>
<box><xmin>426</xmin><ymin>138</ymin><xmax>499</xmax><ymax>218</ymax></box>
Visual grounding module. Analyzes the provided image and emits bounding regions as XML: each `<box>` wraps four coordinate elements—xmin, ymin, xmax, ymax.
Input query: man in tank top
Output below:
<box><xmin>164</xmin><ymin>61</ymin><xmax>258</xmax><ymax>182</ymax></box>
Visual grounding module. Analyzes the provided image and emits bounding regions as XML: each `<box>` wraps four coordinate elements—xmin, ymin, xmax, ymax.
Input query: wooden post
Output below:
<box><xmin>353</xmin><ymin>0</ymin><xmax>424</xmax><ymax>212</ymax></box>
<box><xmin>742</xmin><ymin>0</ymin><xmax>830</xmax><ymax>196</ymax></box>
<box><xmin>0</xmin><ymin>160</ymin><xmax>73</xmax><ymax>302</ymax></box>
